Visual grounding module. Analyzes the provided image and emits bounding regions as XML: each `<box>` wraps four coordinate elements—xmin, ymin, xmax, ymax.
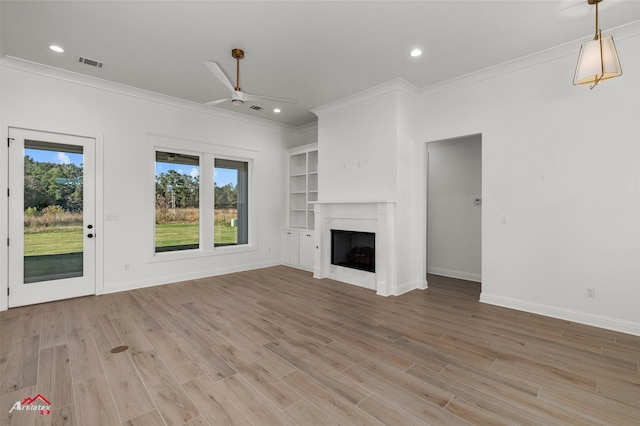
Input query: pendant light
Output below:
<box><xmin>573</xmin><ymin>0</ymin><xmax>622</xmax><ymax>89</ymax></box>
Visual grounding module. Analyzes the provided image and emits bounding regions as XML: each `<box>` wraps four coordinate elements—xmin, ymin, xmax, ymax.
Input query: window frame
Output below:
<box><xmin>154</xmin><ymin>149</ymin><xmax>202</xmax><ymax>254</ymax></box>
<box><xmin>214</xmin><ymin>157</ymin><xmax>249</xmax><ymax>247</ymax></box>
<box><xmin>148</xmin><ymin>135</ymin><xmax>256</xmax><ymax>263</ymax></box>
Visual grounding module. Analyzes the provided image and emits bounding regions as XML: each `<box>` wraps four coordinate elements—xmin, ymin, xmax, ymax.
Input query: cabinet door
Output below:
<box><xmin>280</xmin><ymin>229</ymin><xmax>299</xmax><ymax>265</ymax></box>
<box><xmin>299</xmin><ymin>231</ymin><xmax>315</xmax><ymax>271</ymax></box>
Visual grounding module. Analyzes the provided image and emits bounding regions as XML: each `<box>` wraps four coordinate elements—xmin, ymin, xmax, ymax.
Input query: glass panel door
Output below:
<box><xmin>8</xmin><ymin>128</ymin><xmax>95</xmax><ymax>307</ymax></box>
<box><xmin>23</xmin><ymin>140</ymin><xmax>84</xmax><ymax>282</ymax></box>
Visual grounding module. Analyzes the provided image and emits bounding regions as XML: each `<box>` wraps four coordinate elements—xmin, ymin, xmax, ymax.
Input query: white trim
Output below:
<box><xmin>314</xmin><ymin>200</ymin><xmax>397</xmax><ymax>205</ymax></box>
<box><xmin>427</xmin><ymin>267</ymin><xmax>481</xmax><ymax>283</ymax></box>
<box><xmin>0</xmin><ymin>56</ymin><xmax>299</xmax><ymax>132</ymax></box>
<box><xmin>311</xmin><ymin>20</ymin><xmax>640</xmax><ymax>117</ymax></box>
<box><xmin>94</xmin><ymin>133</ymin><xmax>105</xmax><ymax>296</ymax></box>
<box><xmin>311</xmin><ymin>78</ymin><xmax>418</xmax><ymax>117</ymax></box>
<box><xmin>296</xmin><ymin>121</ymin><xmax>319</xmax><ymax>133</ymax></box>
<box><xmin>480</xmin><ymin>294</ymin><xmax>640</xmax><ymax>337</ymax></box>
<box><xmin>148</xmin><ymin>134</ymin><xmax>257</xmax><ymax>262</ymax></box>
<box><xmin>287</xmin><ymin>142</ymin><xmax>318</xmax><ymax>156</ymax></box>
<box><xmin>388</xmin><ymin>279</ymin><xmax>423</xmax><ymax>297</ymax></box>
<box><xmin>101</xmin><ymin>260</ymin><xmax>280</xmax><ymax>294</ymax></box>
<box><xmin>418</xmin><ymin>19</ymin><xmax>640</xmax><ymax>99</ymax></box>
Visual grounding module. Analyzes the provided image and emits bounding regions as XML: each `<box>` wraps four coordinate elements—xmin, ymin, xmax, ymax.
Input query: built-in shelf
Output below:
<box><xmin>287</xmin><ymin>143</ymin><xmax>318</xmax><ymax>230</ymax></box>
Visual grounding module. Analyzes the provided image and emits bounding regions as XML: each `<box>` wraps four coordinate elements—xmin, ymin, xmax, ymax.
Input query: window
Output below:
<box><xmin>155</xmin><ymin>151</ymin><xmax>200</xmax><ymax>252</ymax></box>
<box><xmin>214</xmin><ymin>159</ymin><xmax>248</xmax><ymax>246</ymax></box>
<box><xmin>151</xmin><ymin>136</ymin><xmax>255</xmax><ymax>259</ymax></box>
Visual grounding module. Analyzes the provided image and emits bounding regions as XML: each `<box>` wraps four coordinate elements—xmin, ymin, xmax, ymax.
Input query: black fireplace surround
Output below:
<box><xmin>331</xmin><ymin>230</ymin><xmax>375</xmax><ymax>273</ymax></box>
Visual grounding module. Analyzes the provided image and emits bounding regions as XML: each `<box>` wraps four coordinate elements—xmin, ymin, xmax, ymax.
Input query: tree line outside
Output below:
<box><xmin>154</xmin><ymin>169</ymin><xmax>238</xmax><ymax>220</ymax></box>
<box><xmin>155</xmin><ymin>169</ymin><xmax>240</xmax><ymax>249</ymax></box>
<box><xmin>22</xmin><ymin>156</ymin><xmax>240</xmax><ymax>257</ymax></box>
<box><xmin>24</xmin><ymin>155</ymin><xmax>83</xmax><ymax>228</ymax></box>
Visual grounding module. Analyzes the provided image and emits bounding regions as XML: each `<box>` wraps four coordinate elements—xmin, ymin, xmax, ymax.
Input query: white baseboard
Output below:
<box><xmin>390</xmin><ymin>279</ymin><xmax>424</xmax><ymax>296</ymax></box>
<box><xmin>480</xmin><ymin>293</ymin><xmax>640</xmax><ymax>337</ymax></box>
<box><xmin>100</xmin><ymin>260</ymin><xmax>280</xmax><ymax>295</ymax></box>
<box><xmin>428</xmin><ymin>266</ymin><xmax>481</xmax><ymax>283</ymax></box>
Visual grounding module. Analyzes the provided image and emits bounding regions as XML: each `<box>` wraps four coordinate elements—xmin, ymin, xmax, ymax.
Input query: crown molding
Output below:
<box><xmin>296</xmin><ymin>121</ymin><xmax>318</xmax><ymax>133</ymax></box>
<box><xmin>418</xmin><ymin>19</ymin><xmax>640</xmax><ymax>99</ymax></box>
<box><xmin>0</xmin><ymin>56</ymin><xmax>301</xmax><ymax>133</ymax></box>
<box><xmin>311</xmin><ymin>78</ymin><xmax>419</xmax><ymax>117</ymax></box>
<box><xmin>311</xmin><ymin>19</ymin><xmax>640</xmax><ymax>114</ymax></box>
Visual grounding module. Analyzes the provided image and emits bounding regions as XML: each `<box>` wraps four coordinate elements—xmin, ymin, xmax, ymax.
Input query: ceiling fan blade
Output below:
<box><xmin>204</xmin><ymin>61</ymin><xmax>235</xmax><ymax>93</ymax></box>
<box><xmin>205</xmin><ymin>98</ymin><xmax>230</xmax><ymax>106</ymax></box>
<box><xmin>243</xmin><ymin>92</ymin><xmax>297</xmax><ymax>104</ymax></box>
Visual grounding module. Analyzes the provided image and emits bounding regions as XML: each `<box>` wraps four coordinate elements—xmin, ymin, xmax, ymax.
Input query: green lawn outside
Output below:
<box><xmin>24</xmin><ymin>227</ymin><xmax>83</xmax><ymax>256</ymax></box>
<box><xmin>23</xmin><ymin>222</ymin><xmax>238</xmax><ymax>257</ymax></box>
<box><xmin>214</xmin><ymin>222</ymin><xmax>238</xmax><ymax>245</ymax></box>
<box><xmin>154</xmin><ymin>222</ymin><xmax>237</xmax><ymax>248</ymax></box>
<box><xmin>155</xmin><ymin>223</ymin><xmax>199</xmax><ymax>248</ymax></box>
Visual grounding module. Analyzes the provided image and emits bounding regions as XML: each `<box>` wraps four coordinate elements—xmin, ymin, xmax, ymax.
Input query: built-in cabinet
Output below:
<box><xmin>282</xmin><ymin>143</ymin><xmax>317</xmax><ymax>271</ymax></box>
<box><xmin>281</xmin><ymin>229</ymin><xmax>314</xmax><ymax>271</ymax></box>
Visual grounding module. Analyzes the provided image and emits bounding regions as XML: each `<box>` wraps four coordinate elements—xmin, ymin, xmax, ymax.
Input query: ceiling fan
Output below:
<box><xmin>204</xmin><ymin>48</ymin><xmax>296</xmax><ymax>106</ymax></box>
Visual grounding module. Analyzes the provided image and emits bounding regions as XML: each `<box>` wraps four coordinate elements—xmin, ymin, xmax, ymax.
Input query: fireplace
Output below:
<box><xmin>315</xmin><ymin>201</ymin><xmax>402</xmax><ymax>295</ymax></box>
<box><xmin>331</xmin><ymin>230</ymin><xmax>375</xmax><ymax>273</ymax></box>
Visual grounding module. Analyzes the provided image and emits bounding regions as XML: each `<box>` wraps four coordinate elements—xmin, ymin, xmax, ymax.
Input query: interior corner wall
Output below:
<box><xmin>0</xmin><ymin>61</ymin><xmax>296</xmax><ymax>310</ymax></box>
<box><xmin>295</xmin><ymin>122</ymin><xmax>319</xmax><ymax>147</ymax></box>
<box><xmin>394</xmin><ymin>93</ymin><xmax>424</xmax><ymax>293</ymax></box>
<box><xmin>427</xmin><ymin>135</ymin><xmax>481</xmax><ymax>282</ymax></box>
<box><xmin>415</xmin><ymin>32</ymin><xmax>640</xmax><ymax>335</ymax></box>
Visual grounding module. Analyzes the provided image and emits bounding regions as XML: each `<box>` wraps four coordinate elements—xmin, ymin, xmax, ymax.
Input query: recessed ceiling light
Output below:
<box><xmin>410</xmin><ymin>48</ymin><xmax>422</xmax><ymax>57</ymax></box>
<box><xmin>273</xmin><ymin>108</ymin><xmax>281</xmax><ymax>113</ymax></box>
<box><xmin>49</xmin><ymin>45</ymin><xmax>64</xmax><ymax>53</ymax></box>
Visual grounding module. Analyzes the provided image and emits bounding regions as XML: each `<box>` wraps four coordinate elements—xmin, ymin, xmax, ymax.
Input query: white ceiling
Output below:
<box><xmin>2</xmin><ymin>1</ymin><xmax>640</xmax><ymax>127</ymax></box>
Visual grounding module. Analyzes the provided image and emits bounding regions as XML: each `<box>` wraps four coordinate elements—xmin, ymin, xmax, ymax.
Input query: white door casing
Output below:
<box><xmin>8</xmin><ymin>128</ymin><xmax>96</xmax><ymax>307</ymax></box>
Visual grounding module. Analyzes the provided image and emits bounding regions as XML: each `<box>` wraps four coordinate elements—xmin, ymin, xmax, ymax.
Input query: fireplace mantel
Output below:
<box><xmin>313</xmin><ymin>201</ymin><xmax>398</xmax><ymax>296</ymax></box>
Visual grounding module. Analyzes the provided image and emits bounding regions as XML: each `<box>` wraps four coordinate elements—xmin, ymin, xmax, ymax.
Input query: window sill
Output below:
<box><xmin>149</xmin><ymin>244</ymin><xmax>257</xmax><ymax>263</ymax></box>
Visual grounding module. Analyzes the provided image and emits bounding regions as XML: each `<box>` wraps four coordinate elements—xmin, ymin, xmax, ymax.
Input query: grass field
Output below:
<box><xmin>23</xmin><ymin>222</ymin><xmax>238</xmax><ymax>256</ymax></box>
<box><xmin>24</xmin><ymin>227</ymin><xmax>83</xmax><ymax>256</ymax></box>
<box><xmin>155</xmin><ymin>222</ymin><xmax>238</xmax><ymax>249</ymax></box>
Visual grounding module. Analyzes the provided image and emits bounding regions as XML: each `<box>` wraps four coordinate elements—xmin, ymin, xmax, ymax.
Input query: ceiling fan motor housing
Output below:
<box><xmin>231</xmin><ymin>90</ymin><xmax>245</xmax><ymax>105</ymax></box>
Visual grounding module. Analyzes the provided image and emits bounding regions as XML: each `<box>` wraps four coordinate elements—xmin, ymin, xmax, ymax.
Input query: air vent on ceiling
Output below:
<box><xmin>78</xmin><ymin>57</ymin><xmax>104</xmax><ymax>68</ymax></box>
<box><xmin>249</xmin><ymin>105</ymin><xmax>263</xmax><ymax>111</ymax></box>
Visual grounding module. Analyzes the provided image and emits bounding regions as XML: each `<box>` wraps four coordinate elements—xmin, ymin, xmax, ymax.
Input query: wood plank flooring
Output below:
<box><xmin>1</xmin><ymin>266</ymin><xmax>639</xmax><ymax>425</ymax></box>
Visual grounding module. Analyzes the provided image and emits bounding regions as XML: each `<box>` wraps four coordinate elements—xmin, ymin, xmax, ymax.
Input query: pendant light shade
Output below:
<box><xmin>573</xmin><ymin>0</ymin><xmax>622</xmax><ymax>89</ymax></box>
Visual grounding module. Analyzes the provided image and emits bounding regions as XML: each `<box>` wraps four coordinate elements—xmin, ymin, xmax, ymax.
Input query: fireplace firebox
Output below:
<box><xmin>331</xmin><ymin>230</ymin><xmax>375</xmax><ymax>273</ymax></box>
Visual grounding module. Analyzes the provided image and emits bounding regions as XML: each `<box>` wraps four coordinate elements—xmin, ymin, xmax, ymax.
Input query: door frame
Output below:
<box><xmin>421</xmin><ymin>133</ymin><xmax>483</xmax><ymax>290</ymax></box>
<box><xmin>5</xmin><ymin>127</ymin><xmax>104</xmax><ymax>308</ymax></box>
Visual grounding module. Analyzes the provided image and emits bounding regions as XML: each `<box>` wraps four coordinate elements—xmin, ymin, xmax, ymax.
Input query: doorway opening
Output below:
<box><xmin>425</xmin><ymin>134</ymin><xmax>482</xmax><ymax>294</ymax></box>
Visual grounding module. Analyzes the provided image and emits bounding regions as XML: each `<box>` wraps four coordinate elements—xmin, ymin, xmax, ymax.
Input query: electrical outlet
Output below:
<box><xmin>586</xmin><ymin>288</ymin><xmax>595</xmax><ymax>298</ymax></box>
<box><xmin>124</xmin><ymin>264</ymin><xmax>130</xmax><ymax>271</ymax></box>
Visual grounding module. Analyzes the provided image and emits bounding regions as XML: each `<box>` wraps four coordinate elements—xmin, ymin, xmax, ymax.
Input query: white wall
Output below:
<box><xmin>415</xmin><ymin>26</ymin><xmax>640</xmax><ymax>335</ymax></box>
<box><xmin>315</xmin><ymin>86</ymin><xmax>424</xmax><ymax>294</ymax></box>
<box><xmin>314</xmin><ymin>22</ymin><xmax>640</xmax><ymax>335</ymax></box>
<box><xmin>0</xmin><ymin>58</ymin><xmax>299</xmax><ymax>311</ymax></box>
<box><xmin>317</xmin><ymin>91</ymin><xmax>398</xmax><ymax>203</ymax></box>
<box><xmin>427</xmin><ymin>135</ymin><xmax>481</xmax><ymax>282</ymax></box>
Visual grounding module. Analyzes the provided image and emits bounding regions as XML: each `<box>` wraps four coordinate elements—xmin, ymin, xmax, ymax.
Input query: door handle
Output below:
<box><xmin>87</xmin><ymin>233</ymin><xmax>94</xmax><ymax>238</ymax></box>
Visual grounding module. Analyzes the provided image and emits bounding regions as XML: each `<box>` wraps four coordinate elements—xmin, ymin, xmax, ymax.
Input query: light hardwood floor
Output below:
<box><xmin>1</xmin><ymin>266</ymin><xmax>639</xmax><ymax>425</ymax></box>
